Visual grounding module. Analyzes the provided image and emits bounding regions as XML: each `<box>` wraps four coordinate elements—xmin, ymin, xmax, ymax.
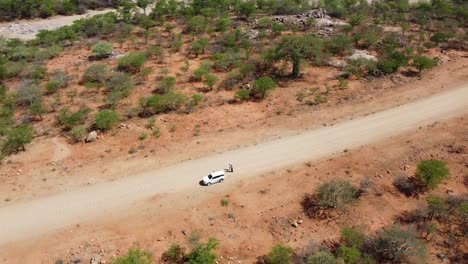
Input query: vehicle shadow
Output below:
<box><xmin>198</xmin><ymin>180</ymin><xmax>206</xmax><ymax>186</ymax></box>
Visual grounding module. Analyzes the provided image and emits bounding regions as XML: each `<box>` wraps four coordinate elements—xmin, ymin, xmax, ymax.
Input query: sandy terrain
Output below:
<box><xmin>0</xmin><ymin>9</ymin><xmax>114</xmax><ymax>40</ymax></box>
<box><xmin>0</xmin><ymin>83</ymin><xmax>467</xmax><ymax>248</ymax></box>
<box><xmin>1</xmin><ymin>114</ymin><xmax>466</xmax><ymax>264</ymax></box>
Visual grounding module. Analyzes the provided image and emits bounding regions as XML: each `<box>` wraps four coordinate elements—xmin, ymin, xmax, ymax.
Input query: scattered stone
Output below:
<box><xmin>246</xmin><ymin>29</ymin><xmax>259</xmax><ymax>39</ymax></box>
<box><xmin>298</xmin><ymin>219</ymin><xmax>304</xmax><ymax>224</ymax></box>
<box><xmin>90</xmin><ymin>256</ymin><xmax>101</xmax><ymax>264</ymax></box>
<box><xmin>86</xmin><ymin>131</ymin><xmax>98</xmax><ymax>143</ymax></box>
<box><xmin>292</xmin><ymin>222</ymin><xmax>299</xmax><ymax>228</ymax></box>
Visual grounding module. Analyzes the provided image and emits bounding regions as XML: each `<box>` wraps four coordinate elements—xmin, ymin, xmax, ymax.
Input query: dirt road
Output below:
<box><xmin>0</xmin><ymin>9</ymin><xmax>113</xmax><ymax>40</ymax></box>
<box><xmin>0</xmin><ymin>84</ymin><xmax>467</xmax><ymax>245</ymax></box>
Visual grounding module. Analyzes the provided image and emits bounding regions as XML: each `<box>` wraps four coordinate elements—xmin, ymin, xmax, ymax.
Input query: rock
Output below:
<box><xmin>315</xmin><ymin>18</ymin><xmax>349</xmax><ymax>28</ymax></box>
<box><xmin>86</xmin><ymin>131</ymin><xmax>98</xmax><ymax>143</ymax></box>
<box><xmin>292</xmin><ymin>222</ymin><xmax>299</xmax><ymax>228</ymax></box>
<box><xmin>298</xmin><ymin>219</ymin><xmax>304</xmax><ymax>224</ymax></box>
<box><xmin>118</xmin><ymin>123</ymin><xmax>128</xmax><ymax>129</ymax></box>
<box><xmin>347</xmin><ymin>49</ymin><xmax>378</xmax><ymax>62</ymax></box>
<box><xmin>246</xmin><ymin>29</ymin><xmax>259</xmax><ymax>39</ymax></box>
<box><xmin>90</xmin><ymin>256</ymin><xmax>101</xmax><ymax>264</ymax></box>
<box><xmin>327</xmin><ymin>59</ymin><xmax>347</xmax><ymax>68</ymax></box>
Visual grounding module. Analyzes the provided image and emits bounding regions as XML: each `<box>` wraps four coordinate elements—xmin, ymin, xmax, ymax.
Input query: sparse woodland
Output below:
<box><xmin>0</xmin><ymin>1</ymin><xmax>467</xmax><ymax>263</ymax></box>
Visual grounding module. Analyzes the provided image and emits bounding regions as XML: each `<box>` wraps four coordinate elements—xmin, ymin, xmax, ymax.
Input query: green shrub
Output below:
<box><xmin>221</xmin><ymin>199</ymin><xmax>229</xmax><ymax>206</ymax></box>
<box><xmin>95</xmin><ymin>110</ymin><xmax>119</xmax><ymax>130</ymax></box>
<box><xmin>141</xmin><ymin>92</ymin><xmax>187</xmax><ymax>115</ymax></box>
<box><xmin>46</xmin><ymin>70</ymin><xmax>70</xmax><ymax>94</ymax></box>
<box><xmin>204</xmin><ymin>74</ymin><xmax>218</xmax><ymax>90</ymax></box>
<box><xmin>29</xmin><ymin>99</ymin><xmax>47</xmax><ymax>119</ymax></box>
<box><xmin>156</xmin><ymin>76</ymin><xmax>176</xmax><ymax>94</ymax></box>
<box><xmin>21</xmin><ymin>64</ymin><xmax>47</xmax><ymax>80</ymax></box>
<box><xmin>82</xmin><ymin>64</ymin><xmax>110</xmax><ymax>85</ymax></box>
<box><xmin>338</xmin><ymin>246</ymin><xmax>362</xmax><ymax>264</ymax></box>
<box><xmin>235</xmin><ymin>89</ymin><xmax>251</xmax><ymax>101</ymax></box>
<box><xmin>342</xmin><ymin>227</ymin><xmax>366</xmax><ymax>248</ymax></box>
<box><xmin>426</xmin><ymin>195</ymin><xmax>448</xmax><ymax>220</ymax></box>
<box><xmin>326</xmin><ymin>35</ymin><xmax>354</xmax><ymax>55</ymax></box>
<box><xmin>118</xmin><ymin>52</ymin><xmax>147</xmax><ymax>73</ymax></box>
<box><xmin>107</xmin><ymin>72</ymin><xmax>135</xmax><ymax>98</ymax></box>
<box><xmin>252</xmin><ymin>77</ymin><xmax>277</xmax><ymax>99</ymax></box>
<box><xmin>216</xmin><ymin>17</ymin><xmax>232</xmax><ymax>32</ymax></box>
<box><xmin>113</xmin><ymin>248</ymin><xmax>152</xmax><ymax>264</ymax></box>
<box><xmin>267</xmin><ymin>245</ymin><xmax>295</xmax><ymax>264</ymax></box>
<box><xmin>412</xmin><ymin>56</ymin><xmax>436</xmax><ymax>74</ymax></box>
<box><xmin>4</xmin><ymin>61</ymin><xmax>27</xmax><ymax>79</ymax></box>
<box><xmin>317</xmin><ymin>180</ymin><xmax>358</xmax><ymax>209</ymax></box>
<box><xmin>307</xmin><ymin>252</ymin><xmax>338</xmax><ymax>264</ymax></box>
<box><xmin>1</xmin><ymin>125</ymin><xmax>34</xmax><ymax>156</ymax></box>
<box><xmin>416</xmin><ymin>160</ymin><xmax>449</xmax><ymax>189</ymax></box>
<box><xmin>185</xmin><ymin>238</ymin><xmax>218</xmax><ymax>264</ymax></box>
<box><xmin>70</xmin><ymin>125</ymin><xmax>87</xmax><ymax>142</ymax></box>
<box><xmin>58</xmin><ymin>107</ymin><xmax>90</xmax><ymax>130</ymax></box>
<box><xmin>92</xmin><ymin>42</ymin><xmax>114</xmax><ymax>59</ymax></box>
<box><xmin>430</xmin><ymin>32</ymin><xmax>450</xmax><ymax>44</ymax></box>
<box><xmin>161</xmin><ymin>244</ymin><xmax>185</xmax><ymax>263</ymax></box>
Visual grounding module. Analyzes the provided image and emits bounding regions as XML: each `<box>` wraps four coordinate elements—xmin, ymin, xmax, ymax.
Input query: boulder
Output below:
<box><xmin>86</xmin><ymin>131</ymin><xmax>97</xmax><ymax>143</ymax></box>
<box><xmin>327</xmin><ymin>59</ymin><xmax>347</xmax><ymax>68</ymax></box>
<box><xmin>347</xmin><ymin>50</ymin><xmax>378</xmax><ymax>62</ymax></box>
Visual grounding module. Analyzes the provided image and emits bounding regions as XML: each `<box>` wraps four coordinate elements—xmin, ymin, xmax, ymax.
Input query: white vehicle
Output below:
<box><xmin>202</xmin><ymin>170</ymin><xmax>225</xmax><ymax>186</ymax></box>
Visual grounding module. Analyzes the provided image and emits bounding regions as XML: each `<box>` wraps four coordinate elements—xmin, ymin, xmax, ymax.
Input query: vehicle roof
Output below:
<box><xmin>210</xmin><ymin>170</ymin><xmax>225</xmax><ymax>177</ymax></box>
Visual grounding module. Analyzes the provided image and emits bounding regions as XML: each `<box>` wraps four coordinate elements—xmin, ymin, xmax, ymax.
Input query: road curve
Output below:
<box><xmin>0</xmin><ymin>85</ymin><xmax>467</xmax><ymax>245</ymax></box>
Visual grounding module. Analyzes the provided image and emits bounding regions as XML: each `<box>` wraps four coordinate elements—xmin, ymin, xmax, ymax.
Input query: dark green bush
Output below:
<box><xmin>95</xmin><ymin>110</ymin><xmax>120</xmax><ymax>130</ymax></box>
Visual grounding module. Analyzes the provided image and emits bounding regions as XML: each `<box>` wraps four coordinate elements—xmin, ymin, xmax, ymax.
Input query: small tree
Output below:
<box><xmin>252</xmin><ymin>77</ymin><xmax>276</xmax><ymax>99</ymax></box>
<box><xmin>338</xmin><ymin>246</ymin><xmax>362</xmax><ymax>264</ymax></box>
<box><xmin>365</xmin><ymin>225</ymin><xmax>427</xmax><ymax>263</ymax></box>
<box><xmin>267</xmin><ymin>245</ymin><xmax>295</xmax><ymax>264</ymax></box>
<box><xmin>95</xmin><ymin>110</ymin><xmax>120</xmax><ymax>130</ymax></box>
<box><xmin>137</xmin><ymin>0</ymin><xmax>153</xmax><ymax>15</ymax></box>
<box><xmin>430</xmin><ymin>32</ymin><xmax>449</xmax><ymax>45</ymax></box>
<box><xmin>113</xmin><ymin>248</ymin><xmax>152</xmax><ymax>264</ymax></box>
<box><xmin>416</xmin><ymin>160</ymin><xmax>449</xmax><ymax>189</ymax></box>
<box><xmin>317</xmin><ymin>180</ymin><xmax>358</xmax><ymax>210</ymax></box>
<box><xmin>70</xmin><ymin>125</ymin><xmax>87</xmax><ymax>143</ymax></box>
<box><xmin>307</xmin><ymin>252</ymin><xmax>337</xmax><ymax>264</ymax></box>
<box><xmin>185</xmin><ymin>238</ymin><xmax>218</xmax><ymax>264</ymax></box>
<box><xmin>271</xmin><ymin>35</ymin><xmax>324</xmax><ymax>78</ymax></box>
<box><xmin>1</xmin><ymin>125</ymin><xmax>34</xmax><ymax>155</ymax></box>
<box><xmin>412</xmin><ymin>56</ymin><xmax>435</xmax><ymax>75</ymax></box>
<box><xmin>92</xmin><ymin>42</ymin><xmax>114</xmax><ymax>59</ymax></box>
